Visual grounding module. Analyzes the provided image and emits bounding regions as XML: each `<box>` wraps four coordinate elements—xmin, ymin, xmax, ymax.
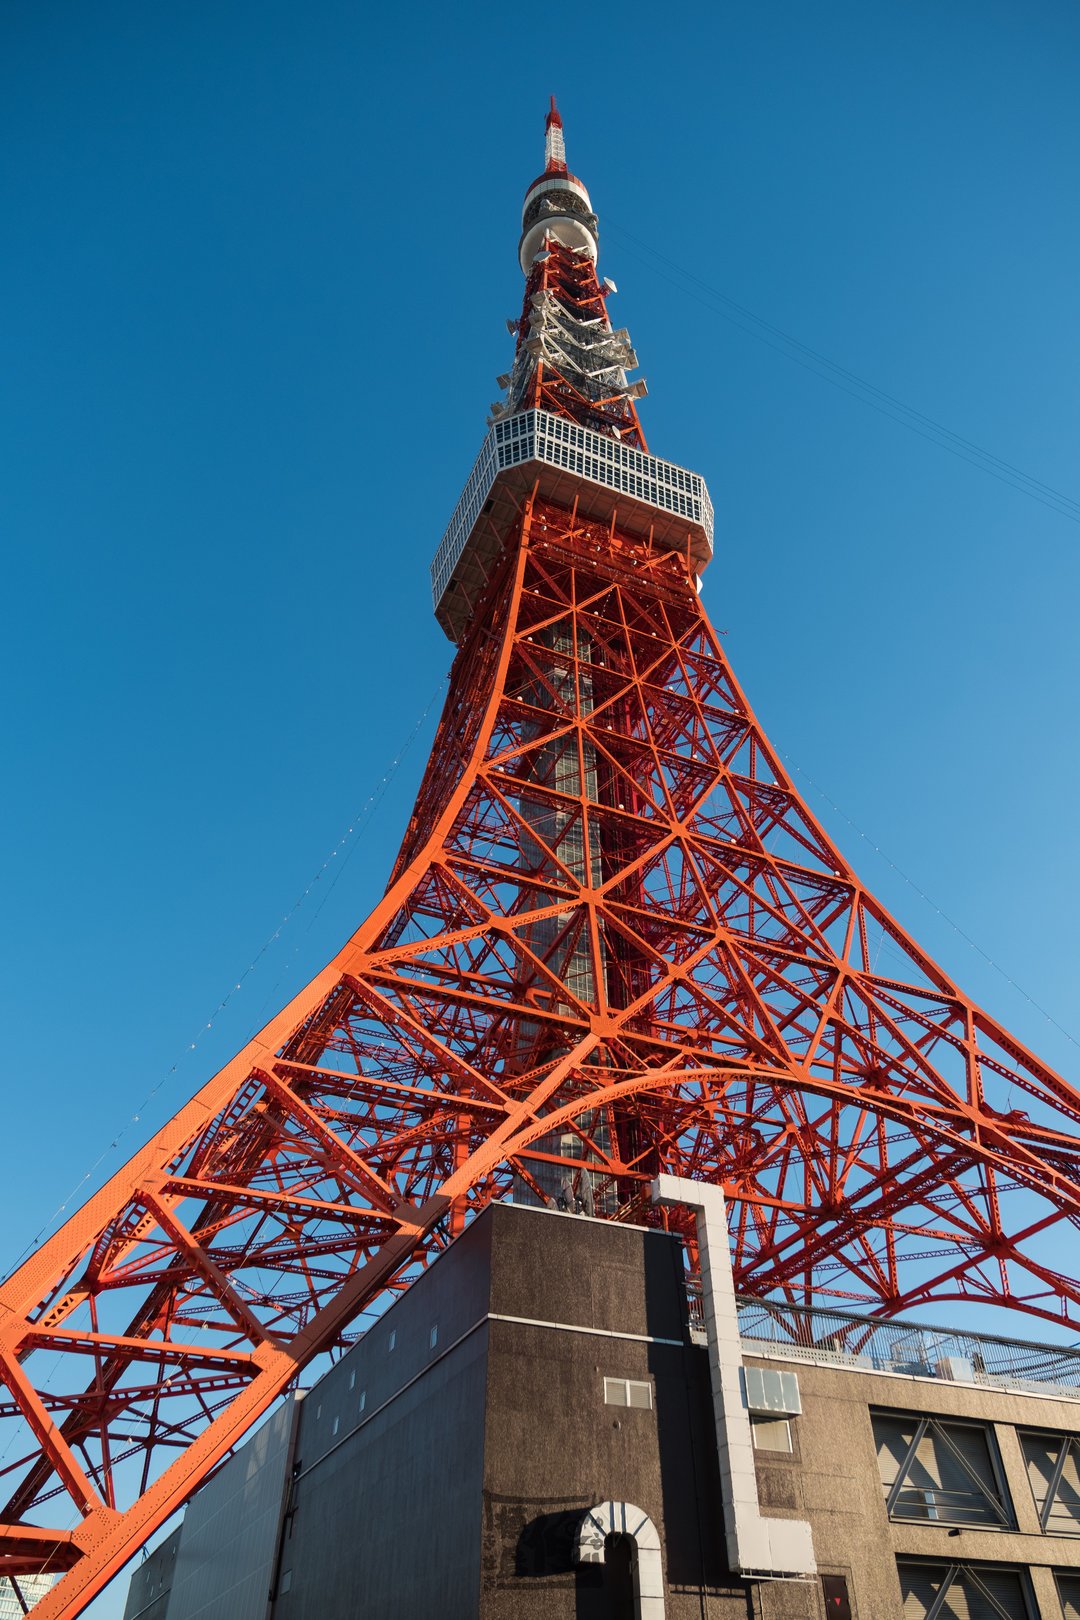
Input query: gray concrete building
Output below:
<box><xmin>123</xmin><ymin>1201</ymin><xmax>1080</xmax><ymax>1620</ymax></box>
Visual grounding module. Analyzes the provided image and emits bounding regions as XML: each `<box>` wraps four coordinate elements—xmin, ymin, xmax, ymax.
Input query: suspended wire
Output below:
<box><xmin>0</xmin><ymin>679</ymin><xmax>447</xmax><ymax>1286</ymax></box>
<box><xmin>0</xmin><ymin>681</ymin><xmax>448</xmax><ymax>1545</ymax></box>
<box><xmin>602</xmin><ymin>223</ymin><xmax>1080</xmax><ymax>1045</ymax></box>
<box><xmin>605</xmin><ymin>220</ymin><xmax>1080</xmax><ymax>527</ymax></box>
<box><xmin>780</xmin><ymin>750</ymin><xmax>1080</xmax><ymax>1055</ymax></box>
<box><xmin>248</xmin><ymin>710</ymin><xmax>431</xmax><ymax>1027</ymax></box>
<box><xmin>8</xmin><ymin>229</ymin><xmax>1073</xmax><ymax>1598</ymax></box>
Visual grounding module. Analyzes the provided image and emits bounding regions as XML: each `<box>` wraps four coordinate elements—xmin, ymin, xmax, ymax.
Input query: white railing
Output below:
<box><xmin>430</xmin><ymin>409</ymin><xmax>714</xmax><ymax>611</ymax></box>
<box><xmin>683</xmin><ymin>1288</ymin><xmax>1080</xmax><ymax>1400</ymax></box>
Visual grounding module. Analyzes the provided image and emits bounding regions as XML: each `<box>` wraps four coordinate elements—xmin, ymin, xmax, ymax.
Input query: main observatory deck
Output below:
<box><xmin>431</xmin><ymin>408</ymin><xmax>714</xmax><ymax>641</ymax></box>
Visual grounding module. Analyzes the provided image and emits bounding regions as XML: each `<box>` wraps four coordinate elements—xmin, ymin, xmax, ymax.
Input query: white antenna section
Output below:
<box><xmin>544</xmin><ymin>96</ymin><xmax>567</xmax><ymax>172</ymax></box>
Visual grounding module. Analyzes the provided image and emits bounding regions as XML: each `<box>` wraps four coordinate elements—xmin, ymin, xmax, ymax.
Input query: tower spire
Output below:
<box><xmin>519</xmin><ymin>97</ymin><xmax>599</xmax><ymax>270</ymax></box>
<box><xmin>498</xmin><ymin>99</ymin><xmax>648</xmax><ymax>449</ymax></box>
<box><xmin>544</xmin><ymin>93</ymin><xmax>567</xmax><ymax>174</ymax></box>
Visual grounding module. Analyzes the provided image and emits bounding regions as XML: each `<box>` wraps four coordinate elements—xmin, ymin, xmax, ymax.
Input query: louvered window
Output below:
<box><xmin>1018</xmin><ymin>1429</ymin><xmax>1080</xmax><ymax>1534</ymax></box>
<box><xmin>873</xmin><ymin>1411</ymin><xmax>1012</xmax><ymax>1527</ymax></box>
<box><xmin>1057</xmin><ymin>1571</ymin><xmax>1080</xmax><ymax>1620</ymax></box>
<box><xmin>897</xmin><ymin>1559</ymin><xmax>1032</xmax><ymax>1619</ymax></box>
<box><xmin>751</xmin><ymin>1416</ymin><xmax>793</xmax><ymax>1453</ymax></box>
<box><xmin>603</xmin><ymin>1377</ymin><xmax>653</xmax><ymax>1410</ymax></box>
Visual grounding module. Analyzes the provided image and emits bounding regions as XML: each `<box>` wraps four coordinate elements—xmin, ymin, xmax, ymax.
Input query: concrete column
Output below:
<box><xmin>652</xmin><ymin>1174</ymin><xmax>816</xmax><ymax>1578</ymax></box>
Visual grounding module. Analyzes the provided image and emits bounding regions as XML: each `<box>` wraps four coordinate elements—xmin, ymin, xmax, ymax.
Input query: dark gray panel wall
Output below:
<box><xmin>163</xmin><ymin>1396</ymin><xmax>297</xmax><ymax>1620</ymax></box>
<box><xmin>123</xmin><ymin>1526</ymin><xmax>181</xmax><ymax>1620</ymax></box>
<box><xmin>271</xmin><ymin>1214</ymin><xmax>494</xmax><ymax>1620</ymax></box>
<box><xmin>294</xmin><ymin>1209</ymin><xmax>493</xmax><ymax>1479</ymax></box>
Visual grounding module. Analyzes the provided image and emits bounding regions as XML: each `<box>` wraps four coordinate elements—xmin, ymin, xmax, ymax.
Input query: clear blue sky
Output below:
<box><xmin>2</xmin><ymin>3</ymin><xmax>1079</xmax><ymax>1612</ymax></box>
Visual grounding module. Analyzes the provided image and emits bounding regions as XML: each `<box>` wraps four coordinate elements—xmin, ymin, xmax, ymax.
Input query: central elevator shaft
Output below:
<box><xmin>513</xmin><ymin>606</ymin><xmax>615</xmax><ymax>1214</ymax></box>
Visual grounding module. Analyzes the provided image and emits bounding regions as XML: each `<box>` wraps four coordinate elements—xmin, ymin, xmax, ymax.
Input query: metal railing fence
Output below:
<box><xmin>683</xmin><ymin>1282</ymin><xmax>1080</xmax><ymax>1400</ymax></box>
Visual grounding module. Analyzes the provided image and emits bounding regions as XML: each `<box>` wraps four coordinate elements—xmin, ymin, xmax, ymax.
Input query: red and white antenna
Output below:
<box><xmin>544</xmin><ymin>94</ymin><xmax>567</xmax><ymax>174</ymax></box>
<box><xmin>520</xmin><ymin>98</ymin><xmax>598</xmax><ymax>269</ymax></box>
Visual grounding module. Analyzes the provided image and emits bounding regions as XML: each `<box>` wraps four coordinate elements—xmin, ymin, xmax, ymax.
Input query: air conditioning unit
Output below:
<box><xmin>935</xmin><ymin>1356</ymin><xmax>975</xmax><ymax>1382</ymax></box>
<box><xmin>743</xmin><ymin>1366</ymin><xmax>802</xmax><ymax>1416</ymax></box>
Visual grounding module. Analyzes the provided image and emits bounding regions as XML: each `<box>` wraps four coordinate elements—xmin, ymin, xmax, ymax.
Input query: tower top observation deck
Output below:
<box><xmin>431</xmin><ymin>100</ymin><xmax>713</xmax><ymax>643</ymax></box>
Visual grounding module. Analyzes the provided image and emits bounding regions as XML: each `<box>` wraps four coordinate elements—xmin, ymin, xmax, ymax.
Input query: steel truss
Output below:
<box><xmin>4</xmin><ymin>122</ymin><xmax>1080</xmax><ymax>1619</ymax></box>
<box><xmin>3</xmin><ymin>492</ymin><xmax>1080</xmax><ymax>1615</ymax></box>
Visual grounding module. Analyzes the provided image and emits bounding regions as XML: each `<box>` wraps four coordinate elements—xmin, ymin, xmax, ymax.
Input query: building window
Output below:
<box><xmin>331</xmin><ymin>1416</ymin><xmax>339</xmax><ymax>1437</ymax></box>
<box><xmin>358</xmin><ymin>1390</ymin><xmax>366</xmax><ymax>1414</ymax></box>
<box><xmin>429</xmin><ymin>1324</ymin><xmax>438</xmax><ymax>1350</ymax></box>
<box><xmin>1018</xmin><ymin>1429</ymin><xmax>1080</xmax><ymax>1534</ymax></box>
<box><xmin>751</xmin><ymin>1415</ymin><xmax>793</xmax><ymax>1454</ymax></box>
<box><xmin>872</xmin><ymin>1411</ymin><xmax>1012</xmax><ymax>1528</ymax></box>
<box><xmin>388</xmin><ymin>1328</ymin><xmax>396</xmax><ymax>1352</ymax></box>
<box><xmin>896</xmin><ymin>1559</ymin><xmax>1033</xmax><ymax>1620</ymax></box>
<box><xmin>603</xmin><ymin>1377</ymin><xmax>653</xmax><ymax>1410</ymax></box>
<box><xmin>1057</xmin><ymin>1571</ymin><xmax>1080</xmax><ymax>1620</ymax></box>
<box><xmin>348</xmin><ymin>1369</ymin><xmax>355</xmax><ymax>1391</ymax></box>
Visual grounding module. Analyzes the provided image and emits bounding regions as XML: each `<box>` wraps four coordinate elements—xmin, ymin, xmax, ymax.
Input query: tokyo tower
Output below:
<box><xmin>3</xmin><ymin>100</ymin><xmax>1080</xmax><ymax>1618</ymax></box>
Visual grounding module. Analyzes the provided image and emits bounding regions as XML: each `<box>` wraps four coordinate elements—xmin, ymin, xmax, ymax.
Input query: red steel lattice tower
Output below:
<box><xmin>4</xmin><ymin>101</ymin><xmax>1080</xmax><ymax>1617</ymax></box>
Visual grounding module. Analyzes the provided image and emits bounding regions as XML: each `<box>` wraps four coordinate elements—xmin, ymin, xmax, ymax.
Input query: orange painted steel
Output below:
<box><xmin>516</xmin><ymin>236</ymin><xmax>647</xmax><ymax>447</ymax></box>
<box><xmin>5</xmin><ymin>130</ymin><xmax>1080</xmax><ymax>1618</ymax></box>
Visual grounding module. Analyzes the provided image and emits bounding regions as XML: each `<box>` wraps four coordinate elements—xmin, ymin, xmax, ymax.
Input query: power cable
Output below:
<box><xmin>0</xmin><ymin>678</ymin><xmax>447</xmax><ymax>1539</ymax></box>
<box><xmin>0</xmin><ymin>678</ymin><xmax>446</xmax><ymax>1286</ymax></box>
<box><xmin>781</xmin><ymin>750</ymin><xmax>1080</xmax><ymax>1055</ymax></box>
<box><xmin>606</xmin><ymin>220</ymin><xmax>1080</xmax><ymax>526</ymax></box>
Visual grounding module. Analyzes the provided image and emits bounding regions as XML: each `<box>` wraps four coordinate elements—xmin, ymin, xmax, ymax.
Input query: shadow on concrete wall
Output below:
<box><xmin>514</xmin><ymin>1512</ymin><xmax>634</xmax><ymax>1618</ymax></box>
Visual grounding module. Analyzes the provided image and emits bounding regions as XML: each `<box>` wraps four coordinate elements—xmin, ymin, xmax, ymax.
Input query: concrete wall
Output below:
<box><xmin>746</xmin><ymin>1350</ymin><xmax>1080</xmax><ymax>1620</ymax></box>
<box><xmin>479</xmin><ymin>1205</ymin><xmax>750</xmax><ymax>1619</ymax></box>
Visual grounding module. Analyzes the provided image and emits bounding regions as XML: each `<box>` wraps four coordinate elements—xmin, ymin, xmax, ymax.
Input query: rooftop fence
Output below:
<box><xmin>685</xmin><ymin>1283</ymin><xmax>1080</xmax><ymax>1401</ymax></box>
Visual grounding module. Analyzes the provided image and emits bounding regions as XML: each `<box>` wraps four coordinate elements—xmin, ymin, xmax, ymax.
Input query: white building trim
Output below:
<box><xmin>652</xmin><ymin>1175</ymin><xmax>816</xmax><ymax>1579</ymax></box>
<box><xmin>575</xmin><ymin>1499</ymin><xmax>665</xmax><ymax>1620</ymax></box>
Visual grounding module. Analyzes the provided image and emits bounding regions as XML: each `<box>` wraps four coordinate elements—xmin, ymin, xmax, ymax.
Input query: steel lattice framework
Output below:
<box><xmin>3</xmin><ymin>103</ymin><xmax>1080</xmax><ymax>1618</ymax></box>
